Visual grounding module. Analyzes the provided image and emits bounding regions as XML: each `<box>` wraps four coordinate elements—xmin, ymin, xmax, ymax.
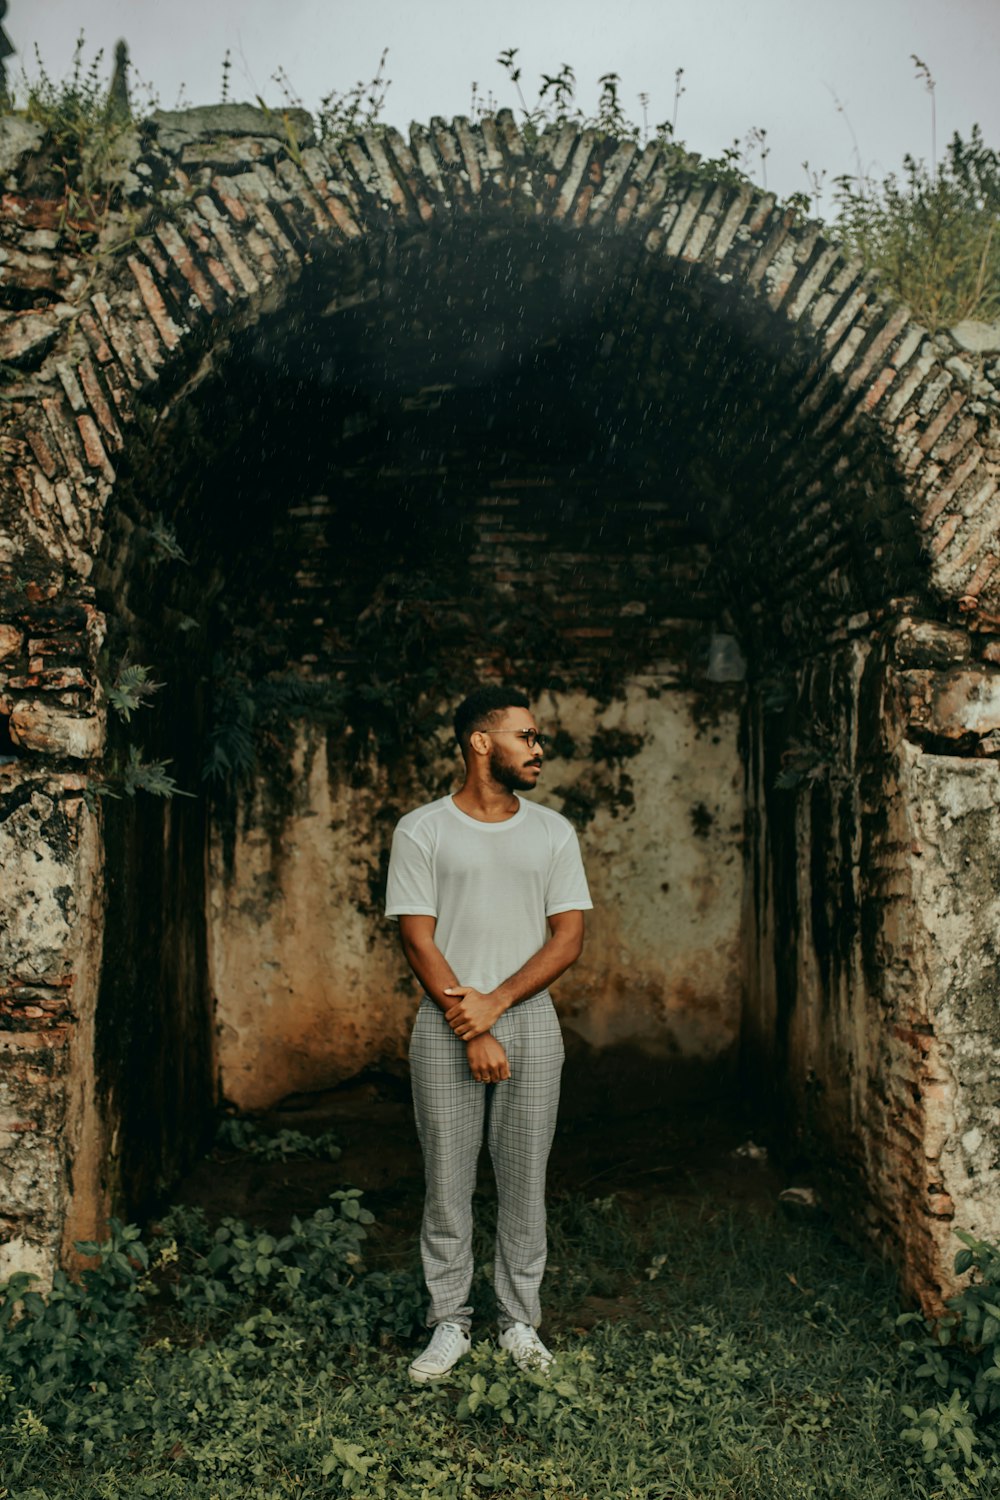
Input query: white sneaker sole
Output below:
<box><xmin>506</xmin><ymin>1354</ymin><xmax>552</xmax><ymax>1373</ymax></box>
<box><xmin>408</xmin><ymin>1349</ymin><xmax>470</xmax><ymax>1383</ymax></box>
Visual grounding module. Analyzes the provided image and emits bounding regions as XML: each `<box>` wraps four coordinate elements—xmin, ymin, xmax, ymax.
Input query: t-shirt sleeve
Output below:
<box><xmin>384</xmin><ymin>825</ymin><xmax>437</xmax><ymax>920</ymax></box>
<box><xmin>545</xmin><ymin>826</ymin><xmax>594</xmax><ymax>915</ymax></box>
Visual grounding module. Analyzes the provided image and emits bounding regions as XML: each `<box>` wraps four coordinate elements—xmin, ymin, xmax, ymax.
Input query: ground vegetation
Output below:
<box><xmin>1</xmin><ymin>1119</ymin><xmax>1000</xmax><ymax>1499</ymax></box>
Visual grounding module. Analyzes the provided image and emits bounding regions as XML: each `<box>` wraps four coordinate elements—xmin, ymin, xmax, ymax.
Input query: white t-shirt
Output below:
<box><xmin>385</xmin><ymin>795</ymin><xmax>593</xmax><ymax>995</ymax></box>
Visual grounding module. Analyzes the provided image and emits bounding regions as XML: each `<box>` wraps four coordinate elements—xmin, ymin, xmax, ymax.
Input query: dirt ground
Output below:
<box><xmin>173</xmin><ymin>1069</ymin><xmax>797</xmax><ymax>1314</ymax></box>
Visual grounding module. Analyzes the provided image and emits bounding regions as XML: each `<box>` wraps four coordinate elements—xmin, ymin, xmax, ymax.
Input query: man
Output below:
<box><xmin>385</xmin><ymin>685</ymin><xmax>592</xmax><ymax>1382</ymax></box>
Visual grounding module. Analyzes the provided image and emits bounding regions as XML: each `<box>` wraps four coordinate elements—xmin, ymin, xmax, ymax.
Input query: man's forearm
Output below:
<box><xmin>401</xmin><ymin>930</ymin><xmax>576</xmax><ymax>1014</ymax></box>
<box><xmin>490</xmin><ymin>929</ymin><xmax>582</xmax><ymax>1012</ymax></box>
<box><xmin>399</xmin><ymin>930</ymin><xmax>510</xmax><ymax>1081</ymax></box>
<box><xmin>399</xmin><ymin>931</ymin><xmax>462</xmax><ymax>1012</ymax></box>
<box><xmin>443</xmin><ymin>912</ymin><xmax>585</xmax><ymax>1041</ymax></box>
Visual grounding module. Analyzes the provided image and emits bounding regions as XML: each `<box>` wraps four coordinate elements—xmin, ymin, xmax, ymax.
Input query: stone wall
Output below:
<box><xmin>1</xmin><ymin>104</ymin><xmax>999</xmax><ymax>1302</ymax></box>
<box><xmin>0</xmin><ymin>762</ymin><xmax>105</xmax><ymax>1280</ymax></box>
<box><xmin>743</xmin><ymin>612</ymin><xmax>1000</xmax><ymax>1307</ymax></box>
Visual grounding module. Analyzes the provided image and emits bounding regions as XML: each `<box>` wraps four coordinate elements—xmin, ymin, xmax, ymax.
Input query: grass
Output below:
<box><xmin>2</xmin><ymin>1145</ymin><xmax>995</xmax><ymax>1500</ymax></box>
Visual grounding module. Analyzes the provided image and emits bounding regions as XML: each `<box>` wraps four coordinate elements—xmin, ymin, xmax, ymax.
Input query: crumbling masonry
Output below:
<box><xmin>1</xmin><ymin>105</ymin><xmax>999</xmax><ymax>1307</ymax></box>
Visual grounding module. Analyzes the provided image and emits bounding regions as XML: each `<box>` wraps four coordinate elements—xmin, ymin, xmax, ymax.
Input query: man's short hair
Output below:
<box><xmin>454</xmin><ymin>685</ymin><xmax>530</xmax><ymax>750</ymax></box>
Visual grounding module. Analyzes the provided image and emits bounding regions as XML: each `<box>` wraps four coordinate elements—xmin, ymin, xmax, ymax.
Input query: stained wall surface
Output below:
<box><xmin>742</xmin><ymin>622</ymin><xmax>1000</xmax><ymax>1307</ymax></box>
<box><xmin>210</xmin><ymin>684</ymin><xmax>745</xmax><ymax>1111</ymax></box>
<box><xmin>0</xmin><ymin>766</ymin><xmax>104</xmax><ymax>1280</ymax></box>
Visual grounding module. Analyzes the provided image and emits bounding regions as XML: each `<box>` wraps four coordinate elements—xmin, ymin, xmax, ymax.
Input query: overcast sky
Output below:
<box><xmin>12</xmin><ymin>0</ymin><xmax>1000</xmax><ymax>215</ymax></box>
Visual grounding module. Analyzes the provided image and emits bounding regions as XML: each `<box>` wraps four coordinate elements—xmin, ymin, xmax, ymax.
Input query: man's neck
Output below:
<box><xmin>452</xmin><ymin>778</ymin><xmax>521</xmax><ymax>823</ymax></box>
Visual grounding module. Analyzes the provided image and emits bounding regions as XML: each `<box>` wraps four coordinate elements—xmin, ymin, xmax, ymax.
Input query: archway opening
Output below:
<box><xmin>92</xmin><ymin>217</ymin><xmax>915</xmax><ymax>1211</ymax></box>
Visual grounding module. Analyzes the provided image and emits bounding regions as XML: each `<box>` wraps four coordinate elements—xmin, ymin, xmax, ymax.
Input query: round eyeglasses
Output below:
<box><xmin>488</xmin><ymin>729</ymin><xmax>547</xmax><ymax>750</ymax></box>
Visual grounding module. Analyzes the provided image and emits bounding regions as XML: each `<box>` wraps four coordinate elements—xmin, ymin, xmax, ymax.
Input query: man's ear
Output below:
<box><xmin>469</xmin><ymin>729</ymin><xmax>491</xmax><ymax>758</ymax></box>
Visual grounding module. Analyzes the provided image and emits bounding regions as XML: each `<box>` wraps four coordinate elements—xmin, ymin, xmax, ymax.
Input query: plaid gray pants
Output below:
<box><xmin>409</xmin><ymin>992</ymin><xmax>565</xmax><ymax>1331</ymax></box>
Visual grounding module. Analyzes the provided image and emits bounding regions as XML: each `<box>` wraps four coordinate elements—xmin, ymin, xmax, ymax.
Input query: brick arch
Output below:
<box><xmin>2</xmin><ymin>111</ymin><xmax>1000</xmax><ymax>1297</ymax></box>
<box><xmin>3</xmin><ymin>111</ymin><xmax>998</xmax><ymax>621</ymax></box>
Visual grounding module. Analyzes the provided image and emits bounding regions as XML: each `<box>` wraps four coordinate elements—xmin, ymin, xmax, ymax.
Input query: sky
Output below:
<box><xmin>10</xmin><ymin>0</ymin><xmax>1000</xmax><ymax>216</ymax></box>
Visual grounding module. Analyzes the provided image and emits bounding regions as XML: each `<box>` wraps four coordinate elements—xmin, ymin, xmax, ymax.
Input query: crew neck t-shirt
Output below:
<box><xmin>385</xmin><ymin>795</ymin><xmax>593</xmax><ymax>996</ymax></box>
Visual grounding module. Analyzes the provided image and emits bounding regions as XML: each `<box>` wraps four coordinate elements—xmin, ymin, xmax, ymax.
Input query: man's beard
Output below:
<box><xmin>489</xmin><ymin>747</ymin><xmax>538</xmax><ymax>793</ymax></box>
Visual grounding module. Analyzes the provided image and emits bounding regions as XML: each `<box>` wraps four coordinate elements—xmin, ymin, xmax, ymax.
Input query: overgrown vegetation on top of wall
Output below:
<box><xmin>835</xmin><ymin>125</ymin><xmax>1000</xmax><ymax>328</ymax></box>
<box><xmin>8</xmin><ymin>38</ymin><xmax>1000</xmax><ymax>329</ymax></box>
<box><xmin>11</xmin><ymin>40</ymin><xmax>139</xmax><ymax>244</ymax></box>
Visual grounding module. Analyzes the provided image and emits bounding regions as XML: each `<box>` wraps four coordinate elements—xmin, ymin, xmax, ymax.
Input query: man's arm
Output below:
<box><xmin>443</xmin><ymin>909</ymin><xmax>585</xmax><ymax>1042</ymax></box>
<box><xmin>397</xmin><ymin>915</ymin><xmax>511</xmax><ymax>1083</ymax></box>
<box><xmin>397</xmin><ymin>913</ymin><xmax>461</xmax><ymax>1011</ymax></box>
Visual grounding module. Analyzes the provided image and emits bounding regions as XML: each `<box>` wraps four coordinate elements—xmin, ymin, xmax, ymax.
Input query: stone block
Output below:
<box><xmin>0</xmin><ymin>1232</ymin><xmax>56</xmax><ymax>1288</ymax></box>
<box><xmin>8</xmin><ymin>667</ymin><xmax>89</xmax><ymax>692</ymax></box>
<box><xmin>149</xmin><ymin>104</ymin><xmax>315</xmax><ymax>156</ymax></box>
<box><xmin>0</xmin><ymin>1122</ymin><xmax>61</xmax><ymax>1215</ymax></box>
<box><xmin>0</xmin><ymin>118</ymin><xmax>45</xmax><ymax>176</ymax></box>
<box><xmin>926</xmin><ymin>668</ymin><xmax>1000</xmax><ymax>738</ymax></box>
<box><xmin>8</xmin><ymin>700</ymin><xmax>104</xmax><ymax>759</ymax></box>
<box><xmin>950</xmin><ymin>320</ymin><xmax>1000</xmax><ymax>356</ymax></box>
<box><xmin>0</xmin><ymin>311</ymin><xmax>63</xmax><ymax>368</ymax></box>
<box><xmin>894</xmin><ymin>618</ymin><xmax>971</xmax><ymax>668</ymax></box>
<box><xmin>0</xmin><ymin>773</ymin><xmax>99</xmax><ymax>1012</ymax></box>
<box><xmin>180</xmin><ymin>135</ymin><xmax>293</xmax><ymax>170</ymax></box>
<box><xmin>0</xmin><ymin>624</ymin><xmax>23</xmax><ymax>659</ymax></box>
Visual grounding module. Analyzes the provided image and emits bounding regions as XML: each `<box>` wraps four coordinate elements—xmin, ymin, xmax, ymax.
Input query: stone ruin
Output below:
<box><xmin>0</xmin><ymin>103</ymin><xmax>999</xmax><ymax>1308</ymax></box>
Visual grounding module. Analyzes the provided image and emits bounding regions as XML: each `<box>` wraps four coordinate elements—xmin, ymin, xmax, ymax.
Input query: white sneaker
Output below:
<box><xmin>408</xmin><ymin>1322</ymin><xmax>471</xmax><ymax>1383</ymax></box>
<box><xmin>499</xmin><ymin>1322</ymin><xmax>553</xmax><ymax>1372</ymax></box>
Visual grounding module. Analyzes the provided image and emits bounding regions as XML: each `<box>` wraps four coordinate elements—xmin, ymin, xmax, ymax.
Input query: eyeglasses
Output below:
<box><xmin>488</xmin><ymin>729</ymin><xmax>547</xmax><ymax>750</ymax></box>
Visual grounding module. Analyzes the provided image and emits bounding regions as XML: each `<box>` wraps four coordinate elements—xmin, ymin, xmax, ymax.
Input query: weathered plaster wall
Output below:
<box><xmin>904</xmin><ymin>751</ymin><xmax>1000</xmax><ymax>1253</ymax></box>
<box><xmin>544</xmin><ymin>686</ymin><xmax>744</xmax><ymax>1077</ymax></box>
<box><xmin>744</xmin><ymin>612</ymin><xmax>1000</xmax><ymax>1308</ymax></box>
<box><xmin>209</xmin><ymin>735</ymin><xmax>408</xmax><ymax>1110</ymax></box>
<box><xmin>210</xmin><ymin>681</ymin><xmax>745</xmax><ymax>1112</ymax></box>
<box><xmin>0</xmin><ymin>765</ymin><xmax>106</xmax><ymax>1283</ymax></box>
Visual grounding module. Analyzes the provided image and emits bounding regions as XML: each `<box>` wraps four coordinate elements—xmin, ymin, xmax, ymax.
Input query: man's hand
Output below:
<box><xmin>444</xmin><ymin>986</ymin><xmax>505</xmax><ymax>1041</ymax></box>
<box><xmin>465</xmin><ymin>1033</ymin><xmax>511</xmax><ymax>1083</ymax></box>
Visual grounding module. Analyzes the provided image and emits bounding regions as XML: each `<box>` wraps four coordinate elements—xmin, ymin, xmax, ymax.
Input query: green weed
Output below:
<box><xmin>3</xmin><ymin>1194</ymin><xmax>1000</xmax><ymax>1497</ymax></box>
<box><xmin>105</xmin><ymin>662</ymin><xmax>164</xmax><ymax>725</ymax></box>
<box><xmin>11</xmin><ymin>34</ymin><xmax>154</xmax><ymax>248</ymax></box>
<box><xmin>546</xmin><ymin>1190</ymin><xmax>643</xmax><ymax>1302</ymax></box>
<box><xmin>214</xmin><ymin>1117</ymin><xmax>343</xmax><ymax>1163</ymax></box>
<box><xmin>835</xmin><ymin>124</ymin><xmax>1000</xmax><ymax>328</ymax></box>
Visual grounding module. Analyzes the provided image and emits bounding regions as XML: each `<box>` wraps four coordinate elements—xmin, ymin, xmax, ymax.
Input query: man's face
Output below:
<box><xmin>484</xmin><ymin>706</ymin><xmax>544</xmax><ymax>793</ymax></box>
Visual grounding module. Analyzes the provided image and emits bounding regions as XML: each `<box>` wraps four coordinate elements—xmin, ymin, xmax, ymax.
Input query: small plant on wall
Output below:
<box><xmin>12</xmin><ymin>34</ymin><xmax>156</xmax><ymax>253</ymax></box>
<box><xmin>835</xmin><ymin>122</ymin><xmax>1000</xmax><ymax>328</ymax></box>
<box><xmin>82</xmin><ymin>659</ymin><xmax>191</xmax><ymax>806</ymax></box>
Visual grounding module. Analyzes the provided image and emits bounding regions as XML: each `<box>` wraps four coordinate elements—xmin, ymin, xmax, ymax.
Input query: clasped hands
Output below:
<box><xmin>443</xmin><ymin>986</ymin><xmax>505</xmax><ymax>1041</ymax></box>
<box><xmin>444</xmin><ymin>986</ymin><xmax>510</xmax><ymax>1084</ymax></box>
